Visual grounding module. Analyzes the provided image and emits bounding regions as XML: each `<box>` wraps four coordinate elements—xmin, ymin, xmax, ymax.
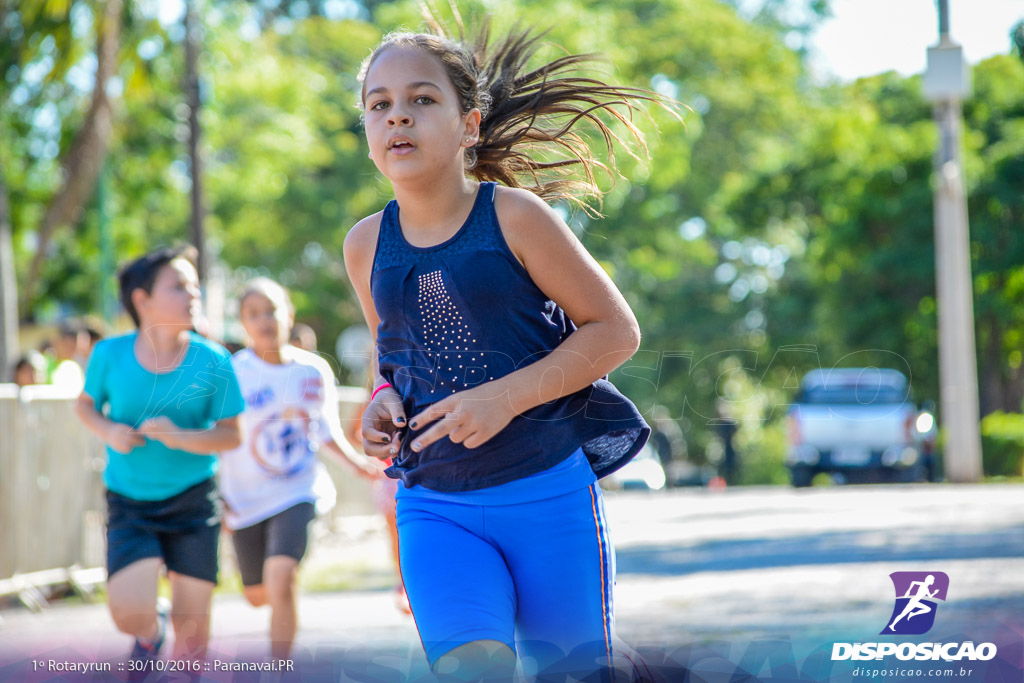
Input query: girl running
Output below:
<box><xmin>343</xmin><ymin>20</ymin><xmax>660</xmax><ymax>682</ymax></box>
<box><xmin>75</xmin><ymin>245</ymin><xmax>244</xmax><ymax>665</ymax></box>
<box><xmin>219</xmin><ymin>277</ymin><xmax>378</xmax><ymax>659</ymax></box>
<box><xmin>344</xmin><ymin>369</ymin><xmax>410</xmax><ymax>615</ymax></box>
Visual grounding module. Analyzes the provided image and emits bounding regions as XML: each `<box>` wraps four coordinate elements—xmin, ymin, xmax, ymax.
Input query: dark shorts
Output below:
<box><xmin>106</xmin><ymin>478</ymin><xmax>221</xmax><ymax>583</ymax></box>
<box><xmin>231</xmin><ymin>502</ymin><xmax>316</xmax><ymax>587</ymax></box>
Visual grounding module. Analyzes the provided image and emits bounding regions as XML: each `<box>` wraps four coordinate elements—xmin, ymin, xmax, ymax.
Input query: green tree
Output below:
<box><xmin>12</xmin><ymin>0</ymin><xmax>1021</xmax><ymax>484</ymax></box>
<box><xmin>0</xmin><ymin>0</ymin><xmax>194</xmax><ymax>321</ymax></box>
<box><xmin>199</xmin><ymin>12</ymin><xmax>383</xmax><ymax>372</ymax></box>
<box><xmin>721</xmin><ymin>55</ymin><xmax>1024</xmax><ymax>427</ymax></box>
<box><xmin>964</xmin><ymin>55</ymin><xmax>1024</xmax><ymax>414</ymax></box>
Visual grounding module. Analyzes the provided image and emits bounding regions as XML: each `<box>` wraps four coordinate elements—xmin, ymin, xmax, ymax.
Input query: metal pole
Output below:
<box><xmin>930</xmin><ymin>1</ymin><xmax>983</xmax><ymax>482</ymax></box>
<box><xmin>184</xmin><ymin>0</ymin><xmax>208</xmax><ymax>287</ymax></box>
<box><xmin>938</xmin><ymin>0</ymin><xmax>950</xmax><ymax>37</ymax></box>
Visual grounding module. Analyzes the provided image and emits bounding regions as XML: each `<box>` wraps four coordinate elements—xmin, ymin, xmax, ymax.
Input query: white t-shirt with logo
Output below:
<box><xmin>220</xmin><ymin>347</ymin><xmax>340</xmax><ymax>530</ymax></box>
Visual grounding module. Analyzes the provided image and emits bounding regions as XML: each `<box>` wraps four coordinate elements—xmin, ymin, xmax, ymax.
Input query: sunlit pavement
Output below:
<box><xmin>2</xmin><ymin>483</ymin><xmax>1022</xmax><ymax>674</ymax></box>
<box><xmin>608</xmin><ymin>483</ymin><xmax>1024</xmax><ymax>650</ymax></box>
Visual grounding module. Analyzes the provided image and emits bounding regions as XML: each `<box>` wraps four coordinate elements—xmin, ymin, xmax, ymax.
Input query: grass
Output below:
<box><xmin>300</xmin><ymin>561</ymin><xmax>396</xmax><ymax>594</ymax></box>
<box><xmin>980</xmin><ymin>475</ymin><xmax>1024</xmax><ymax>484</ymax></box>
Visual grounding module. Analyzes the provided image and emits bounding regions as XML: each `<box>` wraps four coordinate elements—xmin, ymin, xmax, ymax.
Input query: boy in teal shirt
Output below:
<box><xmin>76</xmin><ymin>245</ymin><xmax>243</xmax><ymax>666</ymax></box>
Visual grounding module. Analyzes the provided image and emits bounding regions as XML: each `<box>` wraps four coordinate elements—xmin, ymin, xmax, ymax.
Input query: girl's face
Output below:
<box><xmin>240</xmin><ymin>291</ymin><xmax>291</xmax><ymax>352</ymax></box>
<box><xmin>362</xmin><ymin>45</ymin><xmax>480</xmax><ymax>184</ymax></box>
<box><xmin>136</xmin><ymin>258</ymin><xmax>201</xmax><ymax>331</ymax></box>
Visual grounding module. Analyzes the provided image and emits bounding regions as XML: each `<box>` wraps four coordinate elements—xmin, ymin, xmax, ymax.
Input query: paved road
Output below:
<box><xmin>1</xmin><ymin>483</ymin><xmax>1022</xmax><ymax>681</ymax></box>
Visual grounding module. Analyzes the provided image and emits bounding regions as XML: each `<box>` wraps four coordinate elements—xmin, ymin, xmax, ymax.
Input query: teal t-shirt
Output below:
<box><xmin>83</xmin><ymin>331</ymin><xmax>244</xmax><ymax>501</ymax></box>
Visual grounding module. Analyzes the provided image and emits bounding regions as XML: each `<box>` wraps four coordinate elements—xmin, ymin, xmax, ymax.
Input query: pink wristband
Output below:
<box><xmin>370</xmin><ymin>383</ymin><xmax>393</xmax><ymax>402</ymax></box>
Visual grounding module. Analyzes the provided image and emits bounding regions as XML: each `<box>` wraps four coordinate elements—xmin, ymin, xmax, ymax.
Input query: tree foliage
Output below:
<box><xmin>4</xmin><ymin>0</ymin><xmax>1023</xmax><ymax>477</ymax></box>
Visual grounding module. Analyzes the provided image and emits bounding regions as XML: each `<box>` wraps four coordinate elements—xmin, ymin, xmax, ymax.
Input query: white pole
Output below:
<box><xmin>929</xmin><ymin>1</ymin><xmax>983</xmax><ymax>482</ymax></box>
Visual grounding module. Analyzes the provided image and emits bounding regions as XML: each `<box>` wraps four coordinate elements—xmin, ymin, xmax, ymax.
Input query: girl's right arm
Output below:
<box><xmin>343</xmin><ymin>212</ymin><xmax>407</xmax><ymax>461</ymax></box>
<box><xmin>74</xmin><ymin>393</ymin><xmax>145</xmax><ymax>454</ymax></box>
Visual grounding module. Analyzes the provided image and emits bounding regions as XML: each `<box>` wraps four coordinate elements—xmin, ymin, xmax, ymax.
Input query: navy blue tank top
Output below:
<box><xmin>370</xmin><ymin>182</ymin><xmax>650</xmax><ymax>492</ymax></box>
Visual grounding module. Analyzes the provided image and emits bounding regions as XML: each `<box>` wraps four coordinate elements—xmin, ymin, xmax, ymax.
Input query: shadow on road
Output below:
<box><xmin>616</xmin><ymin>523</ymin><xmax>1024</xmax><ymax>576</ymax></box>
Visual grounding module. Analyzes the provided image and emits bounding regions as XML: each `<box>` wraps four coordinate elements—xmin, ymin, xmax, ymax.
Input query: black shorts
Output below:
<box><xmin>231</xmin><ymin>502</ymin><xmax>316</xmax><ymax>587</ymax></box>
<box><xmin>106</xmin><ymin>478</ymin><xmax>221</xmax><ymax>583</ymax></box>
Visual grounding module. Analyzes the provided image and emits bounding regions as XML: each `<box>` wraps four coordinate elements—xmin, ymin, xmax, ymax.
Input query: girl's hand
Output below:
<box><xmin>137</xmin><ymin>416</ymin><xmax>181</xmax><ymax>449</ymax></box>
<box><xmin>362</xmin><ymin>386</ymin><xmax>406</xmax><ymax>460</ymax></box>
<box><xmin>407</xmin><ymin>380</ymin><xmax>517</xmax><ymax>452</ymax></box>
<box><xmin>104</xmin><ymin>422</ymin><xmax>146</xmax><ymax>454</ymax></box>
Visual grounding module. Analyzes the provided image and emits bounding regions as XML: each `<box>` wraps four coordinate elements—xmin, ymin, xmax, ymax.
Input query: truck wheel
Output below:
<box><xmin>790</xmin><ymin>466</ymin><xmax>814</xmax><ymax>488</ymax></box>
<box><xmin>902</xmin><ymin>464</ymin><xmax>927</xmax><ymax>483</ymax></box>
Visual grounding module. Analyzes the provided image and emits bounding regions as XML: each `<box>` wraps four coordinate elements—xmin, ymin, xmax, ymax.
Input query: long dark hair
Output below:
<box><xmin>359</xmin><ymin>15</ymin><xmax>676</xmax><ymax>213</ymax></box>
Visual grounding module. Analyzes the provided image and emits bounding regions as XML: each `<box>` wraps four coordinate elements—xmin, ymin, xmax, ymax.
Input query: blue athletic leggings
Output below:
<box><xmin>396</xmin><ymin>482</ymin><xmax>616</xmax><ymax>679</ymax></box>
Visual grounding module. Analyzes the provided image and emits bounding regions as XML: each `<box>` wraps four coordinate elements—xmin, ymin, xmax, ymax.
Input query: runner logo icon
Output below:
<box><xmin>882</xmin><ymin>571</ymin><xmax>949</xmax><ymax>635</ymax></box>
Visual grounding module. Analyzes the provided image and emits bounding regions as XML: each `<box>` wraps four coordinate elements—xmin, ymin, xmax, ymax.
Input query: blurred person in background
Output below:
<box><xmin>649</xmin><ymin>405</ymin><xmax>686</xmax><ymax>470</ymax></box>
<box><xmin>12</xmin><ymin>351</ymin><xmax>48</xmax><ymax>387</ymax></box>
<box><xmin>715</xmin><ymin>400</ymin><xmax>740</xmax><ymax>485</ymax></box>
<box><xmin>50</xmin><ymin>323</ymin><xmax>85</xmax><ymax>392</ymax></box>
<box><xmin>288</xmin><ymin>322</ymin><xmax>318</xmax><ymax>353</ymax></box>
<box><xmin>74</xmin><ymin>245</ymin><xmax>244</xmax><ymax>667</ymax></box>
<box><xmin>37</xmin><ymin>338</ymin><xmax>56</xmax><ymax>377</ymax></box>
<box><xmin>220</xmin><ymin>277</ymin><xmax>378</xmax><ymax>659</ymax></box>
<box><xmin>81</xmin><ymin>323</ymin><xmax>105</xmax><ymax>369</ymax></box>
<box><xmin>343</xmin><ymin>363</ymin><xmax>410</xmax><ymax>615</ymax></box>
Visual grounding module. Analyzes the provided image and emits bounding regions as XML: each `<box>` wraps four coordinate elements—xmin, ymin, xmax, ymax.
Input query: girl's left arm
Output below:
<box><xmin>407</xmin><ymin>187</ymin><xmax>641</xmax><ymax>451</ymax></box>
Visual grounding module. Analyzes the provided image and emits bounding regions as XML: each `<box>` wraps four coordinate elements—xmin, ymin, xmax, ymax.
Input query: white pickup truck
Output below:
<box><xmin>785</xmin><ymin>368</ymin><xmax>936</xmax><ymax>487</ymax></box>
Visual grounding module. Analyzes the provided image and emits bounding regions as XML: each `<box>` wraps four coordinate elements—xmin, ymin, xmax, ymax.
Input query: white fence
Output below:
<box><xmin>0</xmin><ymin>385</ymin><xmax>371</xmax><ymax>583</ymax></box>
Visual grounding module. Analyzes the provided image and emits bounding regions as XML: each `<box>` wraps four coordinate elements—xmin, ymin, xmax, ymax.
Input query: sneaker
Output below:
<box><xmin>129</xmin><ymin>597</ymin><xmax>169</xmax><ymax>661</ymax></box>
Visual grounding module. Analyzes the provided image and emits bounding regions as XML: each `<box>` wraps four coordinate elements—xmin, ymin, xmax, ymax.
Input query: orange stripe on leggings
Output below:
<box><xmin>588</xmin><ymin>483</ymin><xmax>613</xmax><ymax>676</ymax></box>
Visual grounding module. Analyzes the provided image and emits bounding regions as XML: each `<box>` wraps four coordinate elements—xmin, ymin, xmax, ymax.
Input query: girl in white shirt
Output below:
<box><xmin>220</xmin><ymin>277</ymin><xmax>376</xmax><ymax>659</ymax></box>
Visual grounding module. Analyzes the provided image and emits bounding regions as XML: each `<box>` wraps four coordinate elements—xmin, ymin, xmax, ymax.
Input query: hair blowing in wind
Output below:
<box><xmin>359</xmin><ymin>8</ymin><xmax>681</xmax><ymax>213</ymax></box>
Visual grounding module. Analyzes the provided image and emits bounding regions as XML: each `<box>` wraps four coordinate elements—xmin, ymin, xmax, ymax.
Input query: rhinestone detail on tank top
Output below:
<box><xmin>418</xmin><ymin>270</ymin><xmax>489</xmax><ymax>394</ymax></box>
